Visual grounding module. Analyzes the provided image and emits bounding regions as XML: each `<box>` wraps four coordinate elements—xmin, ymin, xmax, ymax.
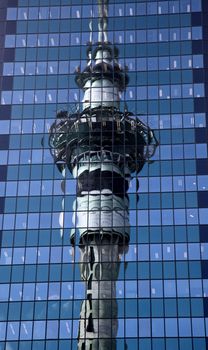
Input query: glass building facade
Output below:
<box><xmin>0</xmin><ymin>0</ymin><xmax>208</xmax><ymax>349</ymax></box>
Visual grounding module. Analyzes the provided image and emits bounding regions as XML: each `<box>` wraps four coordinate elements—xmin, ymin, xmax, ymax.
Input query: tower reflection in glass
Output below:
<box><xmin>49</xmin><ymin>1</ymin><xmax>158</xmax><ymax>348</ymax></box>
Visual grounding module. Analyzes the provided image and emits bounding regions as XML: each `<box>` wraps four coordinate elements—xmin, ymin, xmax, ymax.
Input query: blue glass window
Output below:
<box><xmin>25</xmin><ymin>247</ymin><xmax>37</xmax><ymax>264</ymax></box>
<box><xmin>20</xmin><ymin>322</ymin><xmax>32</xmax><ymax>340</ymax></box>
<box><xmin>191</xmin><ymin>0</ymin><xmax>202</xmax><ymax>11</ymax></box>
<box><xmin>152</xmin><ymin>318</ymin><xmax>164</xmax><ymax>337</ymax></box>
<box><xmin>169</xmin><ymin>1</ymin><xmax>180</xmax><ymax>13</ymax></box>
<box><xmin>35</xmin><ymin>283</ymin><xmax>48</xmax><ymax>301</ymax></box>
<box><xmin>164</xmin><ymin>280</ymin><xmax>176</xmax><ymax>297</ymax></box>
<box><xmin>158</xmin><ymin>1</ymin><xmax>168</xmax><ymax>14</ymax></box>
<box><xmin>12</xmin><ymin>91</ymin><xmax>23</xmax><ymax>104</ymax></box>
<box><xmin>180</xmin><ymin>0</ymin><xmax>191</xmax><ymax>13</ymax></box>
<box><xmin>60</xmin><ymin>320</ymin><xmax>72</xmax><ymax>338</ymax></box>
<box><xmin>171</xmin><ymin>85</ymin><xmax>181</xmax><ymax>98</ymax></box>
<box><xmin>179</xmin><ymin>318</ymin><xmax>191</xmax><ymax>336</ymax></box>
<box><xmin>170</xmin><ymin>28</ymin><xmax>180</xmax><ymax>41</ymax></box>
<box><xmin>138</xmin><ymin>281</ymin><xmax>150</xmax><ymax>297</ymax></box>
<box><xmin>61</xmin><ymin>6</ymin><xmax>71</xmax><ymax>18</ymax></box>
<box><xmin>0</xmin><ymin>284</ymin><xmax>10</xmax><ymax>301</ymax></box>
<box><xmin>148</xmin><ymin>58</ymin><xmax>158</xmax><ymax>71</ymax></box>
<box><xmin>197</xmin><ymin>175</ymin><xmax>208</xmax><ymax>190</ymax></box>
<box><xmin>181</xmin><ymin>27</ymin><xmax>191</xmax><ymax>40</ymax></box>
<box><xmin>203</xmin><ymin>280</ymin><xmax>208</xmax><ymax>297</ymax></box>
<box><xmin>49</xmin><ymin>283</ymin><xmax>60</xmax><ymax>300</ymax></box>
<box><xmin>50</xmin><ymin>7</ymin><xmax>60</xmax><ymax>19</ymax></box>
<box><xmin>165</xmin><ymin>318</ymin><xmax>178</xmax><ymax>337</ymax></box>
<box><xmin>7</xmin><ymin>322</ymin><xmax>20</xmax><ymax>340</ymax></box>
<box><xmin>38</xmin><ymin>34</ymin><xmax>48</xmax><ymax>47</ymax></box>
<box><xmin>159</xmin><ymin>86</ymin><xmax>170</xmax><ymax>99</ymax></box>
<box><xmin>39</xmin><ymin>7</ymin><xmax>49</xmax><ymax>19</ymax></box>
<box><xmin>190</xmin><ymin>279</ymin><xmax>202</xmax><ymax>297</ymax></box>
<box><xmin>151</xmin><ymin>280</ymin><xmax>163</xmax><ymax>297</ymax></box>
<box><xmin>3</xmin><ymin>62</ymin><xmax>14</xmax><ymax>76</ymax></box>
<box><xmin>147</xmin><ymin>2</ymin><xmax>157</xmax><ymax>15</ymax></box>
<box><xmin>192</xmin><ymin>26</ymin><xmax>202</xmax><ymax>40</ymax></box>
<box><xmin>192</xmin><ymin>318</ymin><xmax>205</xmax><ymax>336</ymax></box>
<box><xmin>194</xmin><ymin>83</ymin><xmax>204</xmax><ymax>97</ymax></box>
<box><xmin>7</xmin><ymin>7</ymin><xmax>17</xmax><ymax>20</ymax></box>
<box><xmin>125</xmin><ymin>319</ymin><xmax>138</xmax><ymax>337</ymax></box>
<box><xmin>159</xmin><ymin>57</ymin><xmax>169</xmax><ymax>70</ymax></box>
<box><xmin>5</xmin><ymin>35</ymin><xmax>15</xmax><ymax>47</ymax></box>
<box><xmin>170</xmin><ymin>56</ymin><xmax>181</xmax><ymax>69</ymax></box>
<box><xmin>33</xmin><ymin>321</ymin><xmax>46</xmax><ymax>339</ymax></box>
<box><xmin>199</xmin><ymin>209</ymin><xmax>208</xmax><ymax>224</ymax></box>
<box><xmin>147</xmin><ymin>29</ymin><xmax>157</xmax><ymax>43</ymax></box>
<box><xmin>163</xmin><ymin>244</ymin><xmax>175</xmax><ymax>260</ymax></box>
<box><xmin>162</xmin><ymin>210</ymin><xmax>174</xmax><ymax>225</ymax></box>
<box><xmin>137</xmin><ymin>3</ymin><xmax>146</xmax><ymax>15</ymax></box>
<box><xmin>139</xmin><ymin>319</ymin><xmax>150</xmax><ymax>337</ymax></box>
<box><xmin>126</xmin><ymin>3</ymin><xmax>135</xmax><ymax>16</ymax></box>
<box><xmin>137</xmin><ymin>58</ymin><xmax>147</xmax><ymax>71</ymax></box>
<box><xmin>1</xmin><ymin>91</ymin><xmax>12</xmax><ymax>105</ymax></box>
<box><xmin>177</xmin><ymin>280</ymin><xmax>190</xmax><ymax>297</ymax></box>
<box><xmin>193</xmin><ymin>55</ymin><xmax>203</xmax><ymax>68</ymax></box>
<box><xmin>0</xmin><ymin>322</ymin><xmax>6</xmax><ymax>341</ymax></box>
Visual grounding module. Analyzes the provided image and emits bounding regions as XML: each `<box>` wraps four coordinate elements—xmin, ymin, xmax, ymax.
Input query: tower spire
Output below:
<box><xmin>98</xmin><ymin>0</ymin><xmax>108</xmax><ymax>43</ymax></box>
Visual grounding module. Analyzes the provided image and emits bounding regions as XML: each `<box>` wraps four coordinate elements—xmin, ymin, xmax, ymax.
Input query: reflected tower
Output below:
<box><xmin>49</xmin><ymin>1</ymin><xmax>158</xmax><ymax>349</ymax></box>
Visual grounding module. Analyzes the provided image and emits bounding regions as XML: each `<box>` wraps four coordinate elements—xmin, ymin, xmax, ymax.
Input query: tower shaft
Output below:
<box><xmin>78</xmin><ymin>238</ymin><xmax>120</xmax><ymax>349</ymax></box>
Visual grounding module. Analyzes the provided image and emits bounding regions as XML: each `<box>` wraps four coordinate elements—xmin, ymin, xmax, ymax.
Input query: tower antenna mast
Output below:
<box><xmin>98</xmin><ymin>0</ymin><xmax>108</xmax><ymax>43</ymax></box>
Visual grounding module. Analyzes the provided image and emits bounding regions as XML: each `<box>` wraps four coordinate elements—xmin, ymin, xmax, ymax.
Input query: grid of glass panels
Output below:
<box><xmin>0</xmin><ymin>0</ymin><xmax>208</xmax><ymax>349</ymax></box>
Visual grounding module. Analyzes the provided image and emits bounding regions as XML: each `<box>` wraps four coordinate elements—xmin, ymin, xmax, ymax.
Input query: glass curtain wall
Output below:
<box><xmin>0</xmin><ymin>0</ymin><xmax>208</xmax><ymax>350</ymax></box>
